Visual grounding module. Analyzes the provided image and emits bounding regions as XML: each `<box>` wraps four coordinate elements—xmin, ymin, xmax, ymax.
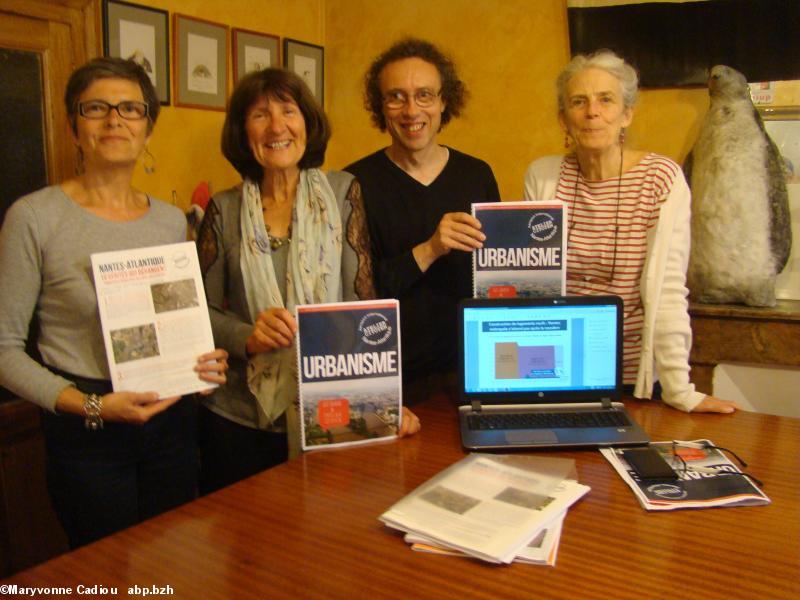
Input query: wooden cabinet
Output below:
<box><xmin>0</xmin><ymin>400</ymin><xmax>68</xmax><ymax>577</ymax></box>
<box><xmin>0</xmin><ymin>0</ymin><xmax>100</xmax><ymax>576</ymax></box>
<box><xmin>689</xmin><ymin>300</ymin><xmax>800</xmax><ymax>394</ymax></box>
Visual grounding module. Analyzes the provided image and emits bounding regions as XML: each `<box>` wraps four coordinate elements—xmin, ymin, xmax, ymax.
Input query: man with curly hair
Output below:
<box><xmin>346</xmin><ymin>38</ymin><xmax>500</xmax><ymax>403</ymax></box>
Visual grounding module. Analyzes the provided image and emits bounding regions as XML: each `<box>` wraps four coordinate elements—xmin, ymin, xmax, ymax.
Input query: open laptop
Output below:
<box><xmin>458</xmin><ymin>295</ymin><xmax>650</xmax><ymax>450</ymax></box>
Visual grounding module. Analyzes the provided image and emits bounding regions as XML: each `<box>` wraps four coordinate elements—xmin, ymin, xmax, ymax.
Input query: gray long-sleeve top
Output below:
<box><xmin>0</xmin><ymin>185</ymin><xmax>186</xmax><ymax>411</ymax></box>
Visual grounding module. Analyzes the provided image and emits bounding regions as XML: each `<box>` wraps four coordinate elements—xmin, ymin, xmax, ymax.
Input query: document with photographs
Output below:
<box><xmin>404</xmin><ymin>509</ymin><xmax>565</xmax><ymax>566</ymax></box>
<box><xmin>379</xmin><ymin>453</ymin><xmax>589</xmax><ymax>564</ymax></box>
<box><xmin>472</xmin><ymin>201</ymin><xmax>566</xmax><ymax>299</ymax></box>
<box><xmin>601</xmin><ymin>440</ymin><xmax>770</xmax><ymax>511</ymax></box>
<box><xmin>90</xmin><ymin>241</ymin><xmax>217</xmax><ymax>398</ymax></box>
<box><xmin>296</xmin><ymin>299</ymin><xmax>401</xmax><ymax>451</ymax></box>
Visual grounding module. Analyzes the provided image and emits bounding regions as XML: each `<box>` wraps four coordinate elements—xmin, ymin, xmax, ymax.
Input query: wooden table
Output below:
<box><xmin>3</xmin><ymin>397</ymin><xmax>798</xmax><ymax>600</ymax></box>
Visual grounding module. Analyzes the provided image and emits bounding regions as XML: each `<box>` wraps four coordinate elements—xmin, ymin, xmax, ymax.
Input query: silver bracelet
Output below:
<box><xmin>84</xmin><ymin>393</ymin><xmax>104</xmax><ymax>430</ymax></box>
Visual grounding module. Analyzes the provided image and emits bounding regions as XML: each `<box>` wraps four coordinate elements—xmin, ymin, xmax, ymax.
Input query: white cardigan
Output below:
<box><xmin>523</xmin><ymin>155</ymin><xmax>705</xmax><ymax>412</ymax></box>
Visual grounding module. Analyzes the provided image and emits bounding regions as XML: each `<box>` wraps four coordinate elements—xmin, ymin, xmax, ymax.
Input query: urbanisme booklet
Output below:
<box><xmin>90</xmin><ymin>241</ymin><xmax>217</xmax><ymax>398</ymax></box>
<box><xmin>379</xmin><ymin>453</ymin><xmax>589</xmax><ymax>564</ymax></box>
<box><xmin>296</xmin><ymin>299</ymin><xmax>402</xmax><ymax>451</ymax></box>
<box><xmin>472</xmin><ymin>201</ymin><xmax>566</xmax><ymax>298</ymax></box>
<box><xmin>601</xmin><ymin>440</ymin><xmax>770</xmax><ymax>510</ymax></box>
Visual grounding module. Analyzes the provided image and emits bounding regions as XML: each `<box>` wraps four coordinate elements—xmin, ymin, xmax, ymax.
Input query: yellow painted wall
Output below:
<box><xmin>128</xmin><ymin>0</ymin><xmax>324</xmax><ymax>209</ymax></box>
<box><xmin>126</xmin><ymin>0</ymin><xmax>787</xmax><ymax>206</ymax></box>
<box><xmin>772</xmin><ymin>80</ymin><xmax>800</xmax><ymax>106</ymax></box>
<box><xmin>324</xmin><ymin>0</ymin><xmax>712</xmax><ymax>200</ymax></box>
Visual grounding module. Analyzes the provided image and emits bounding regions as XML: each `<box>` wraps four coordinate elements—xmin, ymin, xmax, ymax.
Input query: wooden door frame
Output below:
<box><xmin>0</xmin><ymin>0</ymin><xmax>101</xmax><ymax>576</ymax></box>
<box><xmin>1</xmin><ymin>0</ymin><xmax>101</xmax><ymax>184</ymax></box>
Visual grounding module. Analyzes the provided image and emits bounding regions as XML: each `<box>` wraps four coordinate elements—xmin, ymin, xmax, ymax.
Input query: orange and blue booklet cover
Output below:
<box><xmin>472</xmin><ymin>201</ymin><xmax>566</xmax><ymax>299</ymax></box>
<box><xmin>296</xmin><ymin>299</ymin><xmax>402</xmax><ymax>451</ymax></box>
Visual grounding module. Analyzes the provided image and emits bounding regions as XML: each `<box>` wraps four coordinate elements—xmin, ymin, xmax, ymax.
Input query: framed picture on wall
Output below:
<box><xmin>103</xmin><ymin>0</ymin><xmax>170</xmax><ymax>104</ymax></box>
<box><xmin>173</xmin><ymin>14</ymin><xmax>228</xmax><ymax>111</ymax></box>
<box><xmin>233</xmin><ymin>28</ymin><xmax>280</xmax><ymax>83</ymax></box>
<box><xmin>283</xmin><ymin>38</ymin><xmax>324</xmax><ymax>105</ymax></box>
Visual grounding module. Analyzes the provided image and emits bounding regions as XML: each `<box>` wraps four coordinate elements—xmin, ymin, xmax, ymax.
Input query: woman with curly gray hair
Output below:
<box><xmin>524</xmin><ymin>49</ymin><xmax>737</xmax><ymax>414</ymax></box>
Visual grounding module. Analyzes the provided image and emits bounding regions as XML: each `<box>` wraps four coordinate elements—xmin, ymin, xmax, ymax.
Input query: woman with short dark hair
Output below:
<box><xmin>197</xmin><ymin>68</ymin><xmax>420</xmax><ymax>494</ymax></box>
<box><xmin>220</xmin><ymin>68</ymin><xmax>330</xmax><ymax>177</ymax></box>
<box><xmin>0</xmin><ymin>57</ymin><xmax>228</xmax><ymax>548</ymax></box>
<box><xmin>64</xmin><ymin>56</ymin><xmax>161</xmax><ymax>136</ymax></box>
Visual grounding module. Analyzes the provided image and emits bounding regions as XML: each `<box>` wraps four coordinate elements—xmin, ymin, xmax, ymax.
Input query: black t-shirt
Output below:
<box><xmin>345</xmin><ymin>147</ymin><xmax>500</xmax><ymax>381</ymax></box>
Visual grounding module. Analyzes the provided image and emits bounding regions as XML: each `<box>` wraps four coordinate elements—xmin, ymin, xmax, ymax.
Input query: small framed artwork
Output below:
<box><xmin>283</xmin><ymin>38</ymin><xmax>324</xmax><ymax>105</ymax></box>
<box><xmin>103</xmin><ymin>0</ymin><xmax>170</xmax><ymax>104</ymax></box>
<box><xmin>173</xmin><ymin>14</ymin><xmax>229</xmax><ymax>111</ymax></box>
<box><xmin>233</xmin><ymin>28</ymin><xmax>279</xmax><ymax>83</ymax></box>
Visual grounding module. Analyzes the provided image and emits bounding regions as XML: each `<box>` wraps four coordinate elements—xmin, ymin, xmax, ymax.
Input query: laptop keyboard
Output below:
<box><xmin>467</xmin><ymin>410</ymin><xmax>631</xmax><ymax>431</ymax></box>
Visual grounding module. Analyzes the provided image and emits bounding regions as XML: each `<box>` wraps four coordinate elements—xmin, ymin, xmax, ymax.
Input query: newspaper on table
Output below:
<box><xmin>379</xmin><ymin>453</ymin><xmax>589</xmax><ymax>564</ymax></box>
<box><xmin>472</xmin><ymin>201</ymin><xmax>566</xmax><ymax>299</ymax></box>
<box><xmin>90</xmin><ymin>241</ymin><xmax>217</xmax><ymax>398</ymax></box>
<box><xmin>296</xmin><ymin>299</ymin><xmax>401</xmax><ymax>451</ymax></box>
<box><xmin>601</xmin><ymin>439</ymin><xmax>770</xmax><ymax>511</ymax></box>
<box><xmin>404</xmin><ymin>508</ymin><xmax>565</xmax><ymax>566</ymax></box>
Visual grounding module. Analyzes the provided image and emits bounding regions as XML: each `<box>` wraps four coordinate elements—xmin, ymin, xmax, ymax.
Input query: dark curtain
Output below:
<box><xmin>568</xmin><ymin>0</ymin><xmax>800</xmax><ymax>87</ymax></box>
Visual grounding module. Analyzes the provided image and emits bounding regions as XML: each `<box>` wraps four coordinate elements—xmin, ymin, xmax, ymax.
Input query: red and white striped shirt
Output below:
<box><xmin>555</xmin><ymin>153</ymin><xmax>678</xmax><ymax>383</ymax></box>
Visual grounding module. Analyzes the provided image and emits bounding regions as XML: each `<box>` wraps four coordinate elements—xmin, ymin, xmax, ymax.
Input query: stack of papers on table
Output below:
<box><xmin>403</xmin><ymin>506</ymin><xmax>565</xmax><ymax>566</ymax></box>
<box><xmin>601</xmin><ymin>439</ymin><xmax>770</xmax><ymax>510</ymax></box>
<box><xmin>379</xmin><ymin>454</ymin><xmax>590</xmax><ymax>564</ymax></box>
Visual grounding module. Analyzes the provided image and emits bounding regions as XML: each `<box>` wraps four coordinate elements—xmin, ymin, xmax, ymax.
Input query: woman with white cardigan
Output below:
<box><xmin>523</xmin><ymin>50</ymin><xmax>737</xmax><ymax>414</ymax></box>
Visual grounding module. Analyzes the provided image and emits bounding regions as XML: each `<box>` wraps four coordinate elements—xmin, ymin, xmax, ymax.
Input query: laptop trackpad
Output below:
<box><xmin>505</xmin><ymin>430</ymin><xmax>558</xmax><ymax>445</ymax></box>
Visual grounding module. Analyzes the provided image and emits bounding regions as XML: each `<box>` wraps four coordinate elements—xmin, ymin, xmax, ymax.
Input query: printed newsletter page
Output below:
<box><xmin>464</xmin><ymin>305</ymin><xmax>616</xmax><ymax>392</ymax></box>
<box><xmin>91</xmin><ymin>241</ymin><xmax>216</xmax><ymax>398</ymax></box>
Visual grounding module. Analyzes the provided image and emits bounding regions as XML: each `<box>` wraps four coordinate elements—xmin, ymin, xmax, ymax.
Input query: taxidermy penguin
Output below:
<box><xmin>684</xmin><ymin>64</ymin><xmax>791</xmax><ymax>307</ymax></box>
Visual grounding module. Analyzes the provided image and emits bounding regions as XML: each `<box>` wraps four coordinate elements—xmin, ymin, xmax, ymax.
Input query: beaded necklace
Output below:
<box><xmin>262</xmin><ymin>200</ymin><xmax>292</xmax><ymax>251</ymax></box>
<box><xmin>265</xmin><ymin>223</ymin><xmax>292</xmax><ymax>251</ymax></box>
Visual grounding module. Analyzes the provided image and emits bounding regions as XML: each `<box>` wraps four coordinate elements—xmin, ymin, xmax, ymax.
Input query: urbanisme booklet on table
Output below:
<box><xmin>379</xmin><ymin>453</ymin><xmax>589</xmax><ymax>564</ymax></box>
<box><xmin>90</xmin><ymin>241</ymin><xmax>217</xmax><ymax>398</ymax></box>
<box><xmin>296</xmin><ymin>299</ymin><xmax>402</xmax><ymax>451</ymax></box>
<box><xmin>601</xmin><ymin>440</ymin><xmax>770</xmax><ymax>510</ymax></box>
<box><xmin>472</xmin><ymin>201</ymin><xmax>566</xmax><ymax>299</ymax></box>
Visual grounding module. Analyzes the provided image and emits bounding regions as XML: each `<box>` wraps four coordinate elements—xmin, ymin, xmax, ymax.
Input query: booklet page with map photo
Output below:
<box><xmin>472</xmin><ymin>201</ymin><xmax>566</xmax><ymax>299</ymax></box>
<box><xmin>296</xmin><ymin>299</ymin><xmax>402</xmax><ymax>451</ymax></box>
<box><xmin>90</xmin><ymin>241</ymin><xmax>217</xmax><ymax>398</ymax></box>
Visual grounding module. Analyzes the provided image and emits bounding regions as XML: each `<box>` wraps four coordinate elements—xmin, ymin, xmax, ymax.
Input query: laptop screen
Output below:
<box><xmin>459</xmin><ymin>296</ymin><xmax>622</xmax><ymax>405</ymax></box>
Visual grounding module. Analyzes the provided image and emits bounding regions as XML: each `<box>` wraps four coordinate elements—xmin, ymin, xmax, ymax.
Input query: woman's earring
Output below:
<box><xmin>564</xmin><ymin>134</ymin><xmax>571</xmax><ymax>149</ymax></box>
<box><xmin>619</xmin><ymin>128</ymin><xmax>626</xmax><ymax>145</ymax></box>
<box><xmin>75</xmin><ymin>146</ymin><xmax>85</xmax><ymax>176</ymax></box>
<box><xmin>143</xmin><ymin>147</ymin><xmax>156</xmax><ymax>174</ymax></box>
